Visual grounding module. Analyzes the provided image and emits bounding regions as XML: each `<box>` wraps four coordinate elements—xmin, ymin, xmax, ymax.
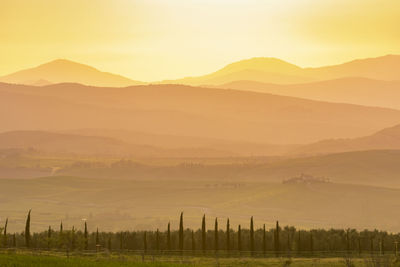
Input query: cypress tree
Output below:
<box><xmin>167</xmin><ymin>222</ymin><xmax>171</xmax><ymax>251</ymax></box>
<box><xmin>263</xmin><ymin>224</ymin><xmax>266</xmax><ymax>256</ymax></box>
<box><xmin>3</xmin><ymin>218</ymin><xmax>8</xmax><ymax>247</ymax></box>
<box><xmin>47</xmin><ymin>225</ymin><xmax>51</xmax><ymax>250</ymax></box>
<box><xmin>191</xmin><ymin>230</ymin><xmax>196</xmax><ymax>252</ymax></box>
<box><xmin>249</xmin><ymin>217</ymin><xmax>254</xmax><ymax>255</ymax></box>
<box><xmin>226</xmin><ymin>218</ymin><xmax>230</xmax><ymax>253</ymax></box>
<box><xmin>25</xmin><ymin>209</ymin><xmax>31</xmax><ymax>248</ymax></box>
<box><xmin>143</xmin><ymin>231</ymin><xmax>147</xmax><ymax>253</ymax></box>
<box><xmin>214</xmin><ymin>217</ymin><xmax>218</xmax><ymax>253</ymax></box>
<box><xmin>84</xmin><ymin>222</ymin><xmax>88</xmax><ymax>250</ymax></box>
<box><xmin>238</xmin><ymin>224</ymin><xmax>242</xmax><ymax>252</ymax></box>
<box><xmin>201</xmin><ymin>215</ymin><xmax>206</xmax><ymax>253</ymax></box>
<box><xmin>60</xmin><ymin>221</ymin><xmax>63</xmax><ymax>234</ymax></box>
<box><xmin>179</xmin><ymin>212</ymin><xmax>184</xmax><ymax>251</ymax></box>
<box><xmin>274</xmin><ymin>221</ymin><xmax>280</xmax><ymax>255</ymax></box>
<box><xmin>156</xmin><ymin>228</ymin><xmax>160</xmax><ymax>251</ymax></box>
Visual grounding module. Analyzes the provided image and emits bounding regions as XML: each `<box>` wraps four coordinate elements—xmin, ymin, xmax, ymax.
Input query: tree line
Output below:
<box><xmin>1</xmin><ymin>210</ymin><xmax>399</xmax><ymax>256</ymax></box>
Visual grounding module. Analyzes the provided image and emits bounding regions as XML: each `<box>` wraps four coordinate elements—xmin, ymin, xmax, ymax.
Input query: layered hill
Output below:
<box><xmin>1</xmin><ymin>82</ymin><xmax>400</xmax><ymax>144</ymax></box>
<box><xmin>217</xmin><ymin>78</ymin><xmax>400</xmax><ymax>110</ymax></box>
<box><xmin>0</xmin><ymin>59</ymin><xmax>144</xmax><ymax>87</ymax></box>
<box><xmin>165</xmin><ymin>55</ymin><xmax>400</xmax><ymax>86</ymax></box>
<box><xmin>0</xmin><ymin>131</ymin><xmax>240</xmax><ymax>158</ymax></box>
<box><xmin>294</xmin><ymin>124</ymin><xmax>400</xmax><ymax>155</ymax></box>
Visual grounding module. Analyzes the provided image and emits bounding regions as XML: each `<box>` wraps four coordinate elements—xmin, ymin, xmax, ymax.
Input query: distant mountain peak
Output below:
<box><xmin>0</xmin><ymin>59</ymin><xmax>144</xmax><ymax>87</ymax></box>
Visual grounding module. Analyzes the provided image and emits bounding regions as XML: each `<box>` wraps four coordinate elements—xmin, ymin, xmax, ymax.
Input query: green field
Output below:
<box><xmin>2</xmin><ymin>250</ymin><xmax>399</xmax><ymax>267</ymax></box>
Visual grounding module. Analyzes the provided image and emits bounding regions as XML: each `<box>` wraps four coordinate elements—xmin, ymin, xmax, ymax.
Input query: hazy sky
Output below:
<box><xmin>1</xmin><ymin>0</ymin><xmax>399</xmax><ymax>81</ymax></box>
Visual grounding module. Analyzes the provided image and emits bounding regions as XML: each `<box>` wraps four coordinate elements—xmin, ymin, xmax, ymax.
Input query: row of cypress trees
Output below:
<box><xmin>0</xmin><ymin>210</ymin><xmax>398</xmax><ymax>255</ymax></box>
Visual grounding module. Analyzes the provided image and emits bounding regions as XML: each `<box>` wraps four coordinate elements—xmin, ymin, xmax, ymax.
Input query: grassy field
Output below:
<box><xmin>1</xmin><ymin>250</ymin><xmax>400</xmax><ymax>267</ymax></box>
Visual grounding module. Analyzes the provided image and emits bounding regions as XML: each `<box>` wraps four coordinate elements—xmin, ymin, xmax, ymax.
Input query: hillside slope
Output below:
<box><xmin>0</xmin><ymin>59</ymin><xmax>144</xmax><ymax>87</ymax></box>
<box><xmin>1</xmin><ymin>82</ymin><xmax>400</xmax><ymax>144</ymax></box>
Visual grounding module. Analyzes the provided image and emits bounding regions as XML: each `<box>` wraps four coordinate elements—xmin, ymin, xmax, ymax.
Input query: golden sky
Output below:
<box><xmin>1</xmin><ymin>0</ymin><xmax>399</xmax><ymax>81</ymax></box>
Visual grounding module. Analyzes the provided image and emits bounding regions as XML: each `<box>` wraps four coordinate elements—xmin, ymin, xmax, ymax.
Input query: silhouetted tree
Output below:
<box><xmin>167</xmin><ymin>222</ymin><xmax>171</xmax><ymax>251</ymax></box>
<box><xmin>25</xmin><ymin>210</ymin><xmax>31</xmax><ymax>248</ymax></box>
<box><xmin>238</xmin><ymin>224</ymin><xmax>242</xmax><ymax>252</ymax></box>
<box><xmin>84</xmin><ymin>222</ymin><xmax>88</xmax><ymax>250</ymax></box>
<box><xmin>47</xmin><ymin>225</ymin><xmax>51</xmax><ymax>250</ymax></box>
<box><xmin>3</xmin><ymin>218</ymin><xmax>8</xmax><ymax>247</ymax></box>
<box><xmin>179</xmin><ymin>212</ymin><xmax>184</xmax><ymax>251</ymax></box>
<box><xmin>226</xmin><ymin>218</ymin><xmax>230</xmax><ymax>253</ymax></box>
<box><xmin>250</xmin><ymin>216</ymin><xmax>254</xmax><ymax>255</ymax></box>
<box><xmin>263</xmin><ymin>224</ymin><xmax>266</xmax><ymax>256</ymax></box>
<box><xmin>274</xmin><ymin>221</ymin><xmax>280</xmax><ymax>255</ymax></box>
<box><xmin>214</xmin><ymin>217</ymin><xmax>218</xmax><ymax>253</ymax></box>
<box><xmin>201</xmin><ymin>215</ymin><xmax>206</xmax><ymax>253</ymax></box>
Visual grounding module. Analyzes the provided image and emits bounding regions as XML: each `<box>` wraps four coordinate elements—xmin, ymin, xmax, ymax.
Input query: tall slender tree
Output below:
<box><xmin>201</xmin><ymin>215</ymin><xmax>206</xmax><ymax>253</ymax></box>
<box><xmin>238</xmin><ymin>224</ymin><xmax>242</xmax><ymax>253</ymax></box>
<box><xmin>226</xmin><ymin>218</ymin><xmax>230</xmax><ymax>253</ymax></box>
<box><xmin>310</xmin><ymin>232</ymin><xmax>313</xmax><ymax>255</ymax></box>
<box><xmin>263</xmin><ymin>224</ymin><xmax>266</xmax><ymax>256</ymax></box>
<box><xmin>3</xmin><ymin>218</ymin><xmax>8</xmax><ymax>247</ymax></box>
<box><xmin>214</xmin><ymin>217</ymin><xmax>218</xmax><ymax>253</ymax></box>
<box><xmin>179</xmin><ymin>212</ymin><xmax>184</xmax><ymax>251</ymax></box>
<box><xmin>250</xmin><ymin>217</ymin><xmax>254</xmax><ymax>255</ymax></box>
<box><xmin>274</xmin><ymin>221</ymin><xmax>280</xmax><ymax>255</ymax></box>
<box><xmin>167</xmin><ymin>222</ymin><xmax>171</xmax><ymax>251</ymax></box>
<box><xmin>84</xmin><ymin>222</ymin><xmax>88</xmax><ymax>250</ymax></box>
<box><xmin>25</xmin><ymin>209</ymin><xmax>31</xmax><ymax>248</ymax></box>
<box><xmin>346</xmin><ymin>229</ymin><xmax>350</xmax><ymax>253</ymax></box>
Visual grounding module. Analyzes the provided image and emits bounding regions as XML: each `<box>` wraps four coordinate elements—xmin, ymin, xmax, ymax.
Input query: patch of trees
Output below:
<box><xmin>1</xmin><ymin>210</ymin><xmax>399</xmax><ymax>256</ymax></box>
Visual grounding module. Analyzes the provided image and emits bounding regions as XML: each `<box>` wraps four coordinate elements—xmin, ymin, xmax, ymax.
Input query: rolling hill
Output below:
<box><xmin>0</xmin><ymin>59</ymin><xmax>144</xmax><ymax>87</ymax></box>
<box><xmin>165</xmin><ymin>55</ymin><xmax>400</xmax><ymax>86</ymax></box>
<box><xmin>2</xmin><ymin>175</ymin><xmax>400</xmax><ymax>232</ymax></box>
<box><xmin>217</xmin><ymin>77</ymin><xmax>400</xmax><ymax>110</ymax></box>
<box><xmin>294</xmin><ymin>123</ymin><xmax>400</xmax><ymax>155</ymax></box>
<box><xmin>1</xmin><ymin>82</ymin><xmax>400</xmax><ymax>144</ymax></box>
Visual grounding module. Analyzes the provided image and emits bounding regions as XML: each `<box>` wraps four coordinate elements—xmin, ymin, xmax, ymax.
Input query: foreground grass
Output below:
<box><xmin>1</xmin><ymin>251</ymin><xmax>400</xmax><ymax>266</ymax></box>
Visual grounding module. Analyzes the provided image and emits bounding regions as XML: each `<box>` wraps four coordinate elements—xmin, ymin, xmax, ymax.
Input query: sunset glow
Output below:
<box><xmin>1</xmin><ymin>0</ymin><xmax>399</xmax><ymax>81</ymax></box>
